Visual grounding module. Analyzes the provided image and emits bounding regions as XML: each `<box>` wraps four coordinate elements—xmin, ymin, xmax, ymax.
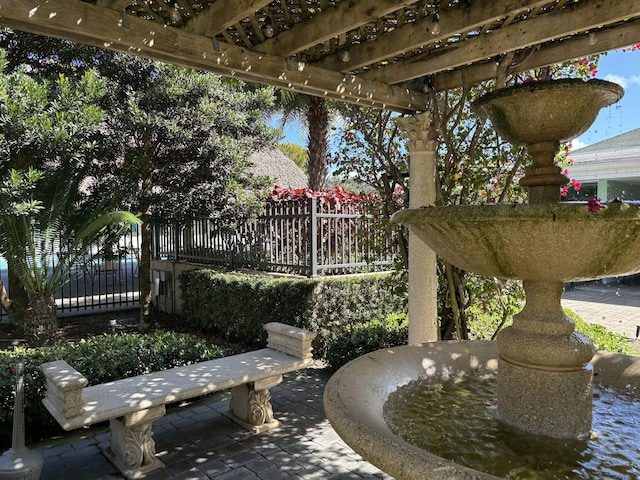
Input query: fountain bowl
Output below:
<box><xmin>472</xmin><ymin>79</ymin><xmax>623</xmax><ymax>145</ymax></box>
<box><xmin>392</xmin><ymin>202</ymin><xmax>640</xmax><ymax>282</ymax></box>
<box><xmin>323</xmin><ymin>341</ymin><xmax>640</xmax><ymax>480</ymax></box>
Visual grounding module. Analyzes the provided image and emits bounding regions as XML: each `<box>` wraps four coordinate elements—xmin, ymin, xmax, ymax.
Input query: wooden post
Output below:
<box><xmin>309</xmin><ymin>197</ymin><xmax>318</xmax><ymax>277</ymax></box>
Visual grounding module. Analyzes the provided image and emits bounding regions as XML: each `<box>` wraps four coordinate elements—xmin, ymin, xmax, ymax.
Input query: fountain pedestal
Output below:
<box><xmin>470</xmin><ymin>78</ymin><xmax>623</xmax><ymax>438</ymax></box>
<box><xmin>496</xmin><ymin>281</ymin><xmax>595</xmax><ymax>436</ymax></box>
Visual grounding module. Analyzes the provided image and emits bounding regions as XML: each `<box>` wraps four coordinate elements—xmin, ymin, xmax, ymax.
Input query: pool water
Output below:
<box><xmin>384</xmin><ymin>374</ymin><xmax>639</xmax><ymax>479</ymax></box>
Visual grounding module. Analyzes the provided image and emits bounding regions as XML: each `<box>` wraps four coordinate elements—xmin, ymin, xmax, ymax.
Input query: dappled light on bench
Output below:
<box><xmin>40</xmin><ymin>322</ymin><xmax>316</xmax><ymax>479</ymax></box>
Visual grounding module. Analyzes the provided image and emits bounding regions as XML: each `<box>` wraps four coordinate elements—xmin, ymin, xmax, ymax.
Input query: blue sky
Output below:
<box><xmin>574</xmin><ymin>47</ymin><xmax>640</xmax><ymax>149</ymax></box>
<box><xmin>277</xmin><ymin>47</ymin><xmax>640</xmax><ymax>149</ymax></box>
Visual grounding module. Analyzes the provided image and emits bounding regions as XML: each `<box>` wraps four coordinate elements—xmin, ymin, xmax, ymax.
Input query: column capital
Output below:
<box><xmin>395</xmin><ymin>112</ymin><xmax>436</xmax><ymax>151</ymax></box>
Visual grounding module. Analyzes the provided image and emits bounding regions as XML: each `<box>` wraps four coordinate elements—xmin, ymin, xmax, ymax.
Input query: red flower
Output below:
<box><xmin>586</xmin><ymin>199</ymin><xmax>606</xmax><ymax>212</ymax></box>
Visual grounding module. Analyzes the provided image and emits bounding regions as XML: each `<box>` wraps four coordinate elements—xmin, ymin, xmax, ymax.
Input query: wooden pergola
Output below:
<box><xmin>1</xmin><ymin>1</ymin><xmax>639</xmax><ymax>114</ymax></box>
<box><xmin>2</xmin><ymin>0</ymin><xmax>640</xmax><ymax>343</ymax></box>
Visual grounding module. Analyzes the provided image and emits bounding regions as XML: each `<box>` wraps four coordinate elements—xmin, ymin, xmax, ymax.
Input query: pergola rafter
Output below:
<box><xmin>1</xmin><ymin>0</ymin><xmax>639</xmax><ymax>112</ymax></box>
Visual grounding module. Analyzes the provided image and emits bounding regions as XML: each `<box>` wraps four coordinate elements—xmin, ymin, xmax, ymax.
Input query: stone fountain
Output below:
<box><xmin>324</xmin><ymin>79</ymin><xmax>640</xmax><ymax>479</ymax></box>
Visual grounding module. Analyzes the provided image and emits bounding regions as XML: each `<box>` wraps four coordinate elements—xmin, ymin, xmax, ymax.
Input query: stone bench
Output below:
<box><xmin>40</xmin><ymin>322</ymin><xmax>316</xmax><ymax>479</ymax></box>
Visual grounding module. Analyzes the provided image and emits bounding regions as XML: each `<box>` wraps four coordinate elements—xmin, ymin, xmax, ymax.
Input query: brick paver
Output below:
<box><xmin>36</xmin><ymin>368</ymin><xmax>393</xmax><ymax>480</ymax></box>
<box><xmin>31</xmin><ymin>281</ymin><xmax>640</xmax><ymax>479</ymax></box>
<box><xmin>563</xmin><ymin>281</ymin><xmax>640</xmax><ymax>341</ymax></box>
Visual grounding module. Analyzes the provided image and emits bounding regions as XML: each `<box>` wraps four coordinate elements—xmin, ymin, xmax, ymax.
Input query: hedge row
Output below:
<box><xmin>325</xmin><ymin>313</ymin><xmax>409</xmax><ymax>371</ymax></box>
<box><xmin>180</xmin><ymin>270</ymin><xmax>408</xmax><ymax>354</ymax></box>
<box><xmin>0</xmin><ymin>331</ymin><xmax>223</xmax><ymax>449</ymax></box>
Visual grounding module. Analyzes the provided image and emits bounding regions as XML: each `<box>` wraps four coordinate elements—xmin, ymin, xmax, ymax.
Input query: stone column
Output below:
<box><xmin>396</xmin><ymin>113</ymin><xmax>439</xmax><ymax>344</ymax></box>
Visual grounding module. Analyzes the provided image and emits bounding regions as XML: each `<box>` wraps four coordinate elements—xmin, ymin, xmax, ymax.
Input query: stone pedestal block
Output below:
<box><xmin>41</xmin><ymin>360</ymin><xmax>88</xmax><ymax>418</ymax></box>
<box><xmin>105</xmin><ymin>405</ymin><xmax>166</xmax><ymax>479</ymax></box>
<box><xmin>265</xmin><ymin>322</ymin><xmax>316</xmax><ymax>360</ymax></box>
<box><xmin>226</xmin><ymin>375</ymin><xmax>282</xmax><ymax>433</ymax></box>
<box><xmin>497</xmin><ymin>357</ymin><xmax>593</xmax><ymax>439</ymax></box>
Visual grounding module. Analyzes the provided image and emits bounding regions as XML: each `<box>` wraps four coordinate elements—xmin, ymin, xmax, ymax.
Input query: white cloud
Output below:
<box><xmin>570</xmin><ymin>138</ymin><xmax>588</xmax><ymax>151</ymax></box>
<box><xmin>603</xmin><ymin>73</ymin><xmax>640</xmax><ymax>89</ymax></box>
<box><xmin>603</xmin><ymin>74</ymin><xmax>628</xmax><ymax>89</ymax></box>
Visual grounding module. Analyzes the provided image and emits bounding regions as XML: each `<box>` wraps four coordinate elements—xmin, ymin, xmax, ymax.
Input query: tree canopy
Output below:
<box><xmin>0</xmin><ymin>29</ymin><xmax>279</xmax><ymax>332</ymax></box>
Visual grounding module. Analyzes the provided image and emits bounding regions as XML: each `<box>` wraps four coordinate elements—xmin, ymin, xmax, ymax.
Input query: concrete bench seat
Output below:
<box><xmin>40</xmin><ymin>322</ymin><xmax>316</xmax><ymax>479</ymax></box>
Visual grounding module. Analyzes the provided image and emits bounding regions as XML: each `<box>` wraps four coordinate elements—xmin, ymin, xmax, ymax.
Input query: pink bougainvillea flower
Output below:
<box><xmin>570</xmin><ymin>179</ymin><xmax>582</xmax><ymax>191</ymax></box>
<box><xmin>586</xmin><ymin>198</ymin><xmax>606</xmax><ymax>212</ymax></box>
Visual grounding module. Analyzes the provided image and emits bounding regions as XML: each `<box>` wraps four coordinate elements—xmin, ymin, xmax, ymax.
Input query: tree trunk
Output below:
<box><xmin>138</xmin><ymin>153</ymin><xmax>154</xmax><ymax>333</ymax></box>
<box><xmin>6</xmin><ymin>266</ymin><xmax>28</xmax><ymax>327</ymax></box>
<box><xmin>23</xmin><ymin>292</ymin><xmax>58</xmax><ymax>347</ymax></box>
<box><xmin>138</xmin><ymin>217</ymin><xmax>154</xmax><ymax>332</ymax></box>
<box><xmin>306</xmin><ymin>96</ymin><xmax>329</xmax><ymax>191</ymax></box>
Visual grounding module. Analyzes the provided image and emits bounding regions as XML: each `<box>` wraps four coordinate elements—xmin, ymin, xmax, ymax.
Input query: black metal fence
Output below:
<box><xmin>152</xmin><ymin>197</ymin><xmax>397</xmax><ymax>277</ymax></box>
<box><xmin>0</xmin><ymin>227</ymin><xmax>140</xmax><ymax>323</ymax></box>
<box><xmin>1</xmin><ymin>200</ymin><xmax>397</xmax><ymax>322</ymax></box>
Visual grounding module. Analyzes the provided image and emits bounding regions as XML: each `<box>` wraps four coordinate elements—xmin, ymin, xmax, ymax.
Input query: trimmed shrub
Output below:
<box><xmin>0</xmin><ymin>331</ymin><xmax>223</xmax><ymax>449</ymax></box>
<box><xmin>567</xmin><ymin>309</ymin><xmax>630</xmax><ymax>355</ymax></box>
<box><xmin>180</xmin><ymin>270</ymin><xmax>407</xmax><ymax>354</ymax></box>
<box><xmin>324</xmin><ymin>313</ymin><xmax>408</xmax><ymax>372</ymax></box>
<box><xmin>468</xmin><ymin>307</ymin><xmax>630</xmax><ymax>355</ymax></box>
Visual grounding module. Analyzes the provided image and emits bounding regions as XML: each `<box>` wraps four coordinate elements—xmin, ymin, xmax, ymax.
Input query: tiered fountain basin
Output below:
<box><xmin>392</xmin><ymin>202</ymin><xmax>640</xmax><ymax>282</ymax></box>
<box><xmin>471</xmin><ymin>79</ymin><xmax>623</xmax><ymax>146</ymax></box>
<box><xmin>323</xmin><ymin>78</ymin><xmax>638</xmax><ymax>478</ymax></box>
<box><xmin>391</xmin><ymin>202</ymin><xmax>640</xmax><ymax>440</ymax></box>
<box><xmin>324</xmin><ymin>342</ymin><xmax>640</xmax><ymax>480</ymax></box>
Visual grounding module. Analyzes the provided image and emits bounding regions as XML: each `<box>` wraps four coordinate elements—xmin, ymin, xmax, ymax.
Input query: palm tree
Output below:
<box><xmin>0</xmin><ymin>168</ymin><xmax>139</xmax><ymax>346</ymax></box>
<box><xmin>278</xmin><ymin>91</ymin><xmax>330</xmax><ymax>191</ymax></box>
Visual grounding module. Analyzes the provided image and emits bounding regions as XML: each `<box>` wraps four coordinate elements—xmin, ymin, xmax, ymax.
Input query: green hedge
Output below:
<box><xmin>0</xmin><ymin>331</ymin><xmax>223</xmax><ymax>449</ymax></box>
<box><xmin>566</xmin><ymin>309</ymin><xmax>630</xmax><ymax>355</ymax></box>
<box><xmin>468</xmin><ymin>307</ymin><xmax>631</xmax><ymax>355</ymax></box>
<box><xmin>180</xmin><ymin>270</ymin><xmax>407</xmax><ymax>354</ymax></box>
<box><xmin>325</xmin><ymin>313</ymin><xmax>408</xmax><ymax>372</ymax></box>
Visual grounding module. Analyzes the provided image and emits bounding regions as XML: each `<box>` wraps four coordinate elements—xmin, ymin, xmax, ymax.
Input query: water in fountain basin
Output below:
<box><xmin>384</xmin><ymin>374</ymin><xmax>639</xmax><ymax>479</ymax></box>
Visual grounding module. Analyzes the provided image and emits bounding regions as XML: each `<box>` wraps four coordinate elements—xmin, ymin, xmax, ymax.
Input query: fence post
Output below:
<box><xmin>173</xmin><ymin>222</ymin><xmax>180</xmax><ymax>261</ymax></box>
<box><xmin>309</xmin><ymin>197</ymin><xmax>318</xmax><ymax>277</ymax></box>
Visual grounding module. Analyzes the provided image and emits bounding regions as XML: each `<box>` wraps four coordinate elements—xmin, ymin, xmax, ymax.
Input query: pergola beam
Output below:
<box><xmin>256</xmin><ymin>0</ymin><xmax>421</xmax><ymax>57</ymax></box>
<box><xmin>96</xmin><ymin>0</ymin><xmax>131</xmax><ymax>10</ymax></box>
<box><xmin>432</xmin><ymin>19</ymin><xmax>640</xmax><ymax>91</ymax></box>
<box><xmin>0</xmin><ymin>0</ymin><xmax>427</xmax><ymax>113</ymax></box>
<box><xmin>363</xmin><ymin>0</ymin><xmax>640</xmax><ymax>84</ymax></box>
<box><xmin>318</xmin><ymin>0</ymin><xmax>553</xmax><ymax>73</ymax></box>
<box><xmin>183</xmin><ymin>0</ymin><xmax>273</xmax><ymax>37</ymax></box>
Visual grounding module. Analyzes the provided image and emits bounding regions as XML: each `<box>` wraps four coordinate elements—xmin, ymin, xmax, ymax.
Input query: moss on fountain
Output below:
<box><xmin>474</xmin><ymin>78</ymin><xmax>622</xmax><ymax>104</ymax></box>
<box><xmin>472</xmin><ymin>79</ymin><xmax>624</xmax><ymax>145</ymax></box>
<box><xmin>395</xmin><ymin>201</ymin><xmax>639</xmax><ymax>222</ymax></box>
<box><xmin>392</xmin><ymin>203</ymin><xmax>640</xmax><ymax>281</ymax></box>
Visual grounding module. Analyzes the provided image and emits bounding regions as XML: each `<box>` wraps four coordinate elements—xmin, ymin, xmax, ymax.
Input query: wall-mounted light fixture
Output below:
<box><xmin>264</xmin><ymin>17</ymin><xmax>275</xmax><ymax>38</ymax></box>
<box><xmin>341</xmin><ymin>33</ymin><xmax>351</xmax><ymax>63</ymax></box>
<box><xmin>431</xmin><ymin>1</ymin><xmax>441</xmax><ymax>35</ymax></box>
<box><xmin>120</xmin><ymin>10</ymin><xmax>131</xmax><ymax>29</ymax></box>
<box><xmin>170</xmin><ymin>3</ymin><xmax>181</xmax><ymax>24</ymax></box>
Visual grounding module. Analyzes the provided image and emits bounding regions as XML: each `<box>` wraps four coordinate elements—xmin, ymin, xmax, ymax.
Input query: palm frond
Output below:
<box><xmin>0</xmin><ymin>166</ymin><xmax>140</xmax><ymax>297</ymax></box>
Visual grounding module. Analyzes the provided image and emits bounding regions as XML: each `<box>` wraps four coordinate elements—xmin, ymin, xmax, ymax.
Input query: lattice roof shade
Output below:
<box><xmin>2</xmin><ymin>0</ymin><xmax>640</xmax><ymax>113</ymax></box>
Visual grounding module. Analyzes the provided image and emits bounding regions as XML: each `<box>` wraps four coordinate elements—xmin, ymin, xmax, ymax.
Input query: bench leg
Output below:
<box><xmin>226</xmin><ymin>374</ymin><xmax>283</xmax><ymax>433</ymax></box>
<box><xmin>104</xmin><ymin>405</ymin><xmax>166</xmax><ymax>479</ymax></box>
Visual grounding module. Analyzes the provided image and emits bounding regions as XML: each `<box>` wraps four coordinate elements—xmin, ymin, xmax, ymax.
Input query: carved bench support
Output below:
<box><xmin>104</xmin><ymin>406</ymin><xmax>166</xmax><ymax>479</ymax></box>
<box><xmin>226</xmin><ymin>374</ymin><xmax>283</xmax><ymax>432</ymax></box>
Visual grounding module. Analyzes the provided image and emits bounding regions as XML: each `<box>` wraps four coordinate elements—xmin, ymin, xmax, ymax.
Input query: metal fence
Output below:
<box><xmin>152</xmin><ymin>198</ymin><xmax>397</xmax><ymax>277</ymax></box>
<box><xmin>0</xmin><ymin>227</ymin><xmax>140</xmax><ymax>323</ymax></box>
<box><xmin>0</xmin><ymin>200</ymin><xmax>396</xmax><ymax>322</ymax></box>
